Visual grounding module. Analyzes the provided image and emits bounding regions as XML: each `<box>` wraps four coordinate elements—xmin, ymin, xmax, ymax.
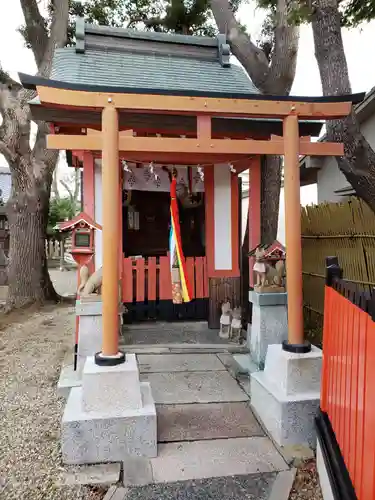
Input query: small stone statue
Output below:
<box><xmin>77</xmin><ymin>265</ymin><xmax>103</xmax><ymax>297</ymax></box>
<box><xmin>229</xmin><ymin>307</ymin><xmax>242</xmax><ymax>343</ymax></box>
<box><xmin>252</xmin><ymin>245</ymin><xmax>285</xmax><ymax>293</ymax></box>
<box><xmin>219</xmin><ymin>301</ymin><xmax>232</xmax><ymax>339</ymax></box>
<box><xmin>254</xmin><ymin>247</ymin><xmax>267</xmax><ymax>288</ymax></box>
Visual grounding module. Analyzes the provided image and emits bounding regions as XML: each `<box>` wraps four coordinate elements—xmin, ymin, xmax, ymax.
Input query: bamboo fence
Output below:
<box><xmin>301</xmin><ymin>197</ymin><xmax>375</xmax><ymax>318</ymax></box>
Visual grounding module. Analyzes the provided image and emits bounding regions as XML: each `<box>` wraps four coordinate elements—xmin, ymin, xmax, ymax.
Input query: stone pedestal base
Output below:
<box><xmin>57</xmin><ymin>363</ymin><xmax>82</xmax><ymax>399</ymax></box>
<box><xmin>61</xmin><ymin>354</ymin><xmax>157</xmax><ymax>464</ymax></box>
<box><xmin>76</xmin><ymin>296</ymin><xmax>124</xmax><ymax>366</ymax></box>
<box><xmin>250</xmin><ymin>344</ymin><xmax>322</xmax><ymax>448</ymax></box>
<box><xmin>248</xmin><ymin>291</ymin><xmax>288</xmax><ymax>368</ymax></box>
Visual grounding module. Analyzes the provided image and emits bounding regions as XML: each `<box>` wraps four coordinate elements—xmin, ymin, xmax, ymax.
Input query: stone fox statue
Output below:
<box><xmin>253</xmin><ymin>247</ymin><xmax>285</xmax><ymax>288</ymax></box>
<box><xmin>78</xmin><ymin>265</ymin><xmax>103</xmax><ymax>296</ymax></box>
<box><xmin>78</xmin><ymin>265</ymin><xmax>124</xmax><ymax>301</ymax></box>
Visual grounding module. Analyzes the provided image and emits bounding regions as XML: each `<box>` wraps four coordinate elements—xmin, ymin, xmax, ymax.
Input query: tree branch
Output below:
<box><xmin>60</xmin><ymin>179</ymin><xmax>74</xmax><ymax>201</ymax></box>
<box><xmin>0</xmin><ymin>67</ymin><xmax>29</xmax><ymax>164</ymax></box>
<box><xmin>20</xmin><ymin>0</ymin><xmax>49</xmax><ymax>68</ymax></box>
<box><xmin>210</xmin><ymin>0</ymin><xmax>299</xmax><ymax>95</ymax></box>
<box><xmin>52</xmin><ymin>164</ymin><xmax>60</xmax><ymax>200</ymax></box>
<box><xmin>73</xmin><ymin>168</ymin><xmax>80</xmax><ymax>203</ymax></box>
<box><xmin>38</xmin><ymin>0</ymin><xmax>70</xmax><ymax>77</ymax></box>
<box><xmin>267</xmin><ymin>0</ymin><xmax>299</xmax><ymax>95</ymax></box>
<box><xmin>20</xmin><ymin>0</ymin><xmax>69</xmax><ymax>77</ymax></box>
<box><xmin>210</xmin><ymin>0</ymin><xmax>270</xmax><ymax>90</ymax></box>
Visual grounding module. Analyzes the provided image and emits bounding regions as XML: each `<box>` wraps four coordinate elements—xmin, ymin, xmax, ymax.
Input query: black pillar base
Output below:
<box><xmin>282</xmin><ymin>339</ymin><xmax>311</xmax><ymax>354</ymax></box>
<box><xmin>94</xmin><ymin>351</ymin><xmax>126</xmax><ymax>366</ymax></box>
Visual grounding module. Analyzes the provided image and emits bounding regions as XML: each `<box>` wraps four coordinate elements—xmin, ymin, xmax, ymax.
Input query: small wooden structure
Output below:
<box><xmin>20</xmin><ymin>19</ymin><xmax>363</xmax><ymax>362</ymax></box>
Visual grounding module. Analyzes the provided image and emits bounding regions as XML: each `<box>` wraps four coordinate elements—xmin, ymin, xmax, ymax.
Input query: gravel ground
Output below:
<box><xmin>0</xmin><ymin>304</ymin><xmax>106</xmax><ymax>500</ymax></box>
<box><xmin>289</xmin><ymin>460</ymin><xmax>323</xmax><ymax>500</ymax></box>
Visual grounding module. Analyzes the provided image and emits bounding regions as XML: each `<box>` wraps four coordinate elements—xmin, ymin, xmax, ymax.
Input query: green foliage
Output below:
<box><xmin>20</xmin><ymin>0</ymin><xmax>248</xmax><ymax>52</ymax></box>
<box><xmin>341</xmin><ymin>0</ymin><xmax>375</xmax><ymax>27</ymax></box>
<box><xmin>48</xmin><ymin>197</ymin><xmax>78</xmax><ymax>235</ymax></box>
<box><xmin>69</xmin><ymin>0</ymin><xmax>221</xmax><ymax>38</ymax></box>
<box><xmin>256</xmin><ymin>0</ymin><xmax>375</xmax><ymax>34</ymax></box>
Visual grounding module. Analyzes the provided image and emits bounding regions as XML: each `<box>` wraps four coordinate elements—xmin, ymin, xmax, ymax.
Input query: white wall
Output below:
<box><xmin>214</xmin><ymin>165</ymin><xmax>232</xmax><ymax>270</ymax></box>
<box><xmin>317</xmin><ymin>156</ymin><xmax>350</xmax><ymax>204</ymax></box>
<box><xmin>316</xmin><ymin>111</ymin><xmax>375</xmax><ymax>203</ymax></box>
<box><xmin>94</xmin><ymin>160</ymin><xmax>103</xmax><ymax>270</ymax></box>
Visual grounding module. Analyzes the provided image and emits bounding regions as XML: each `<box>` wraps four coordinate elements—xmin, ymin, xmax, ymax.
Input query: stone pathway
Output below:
<box><xmin>102</xmin><ymin>352</ymin><xmax>291</xmax><ymax>499</ymax></box>
<box><xmin>107</xmin><ymin>473</ymin><xmax>278</xmax><ymax>500</ymax></box>
<box><xmin>123</xmin><ymin>321</ymin><xmax>238</xmax><ymax>345</ymax></box>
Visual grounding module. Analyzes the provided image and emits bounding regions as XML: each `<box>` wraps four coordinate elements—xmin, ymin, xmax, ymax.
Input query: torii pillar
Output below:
<box><xmin>282</xmin><ymin>114</ymin><xmax>310</xmax><ymax>352</ymax></box>
<box><xmin>94</xmin><ymin>105</ymin><xmax>125</xmax><ymax>365</ymax></box>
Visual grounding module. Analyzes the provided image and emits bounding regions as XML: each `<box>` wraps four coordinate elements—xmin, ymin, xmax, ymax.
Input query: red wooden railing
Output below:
<box><xmin>321</xmin><ymin>271</ymin><xmax>375</xmax><ymax>499</ymax></box>
<box><xmin>121</xmin><ymin>255</ymin><xmax>208</xmax><ymax>303</ymax></box>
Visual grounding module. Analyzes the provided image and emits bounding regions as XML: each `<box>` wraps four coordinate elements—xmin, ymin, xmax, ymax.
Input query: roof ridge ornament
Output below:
<box><xmin>217</xmin><ymin>34</ymin><xmax>231</xmax><ymax>68</ymax></box>
<box><xmin>76</xmin><ymin>16</ymin><xmax>85</xmax><ymax>54</ymax></box>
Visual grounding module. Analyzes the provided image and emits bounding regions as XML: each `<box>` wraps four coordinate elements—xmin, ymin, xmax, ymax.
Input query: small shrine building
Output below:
<box><xmin>20</xmin><ymin>19</ymin><xmax>362</xmax><ymax>362</ymax></box>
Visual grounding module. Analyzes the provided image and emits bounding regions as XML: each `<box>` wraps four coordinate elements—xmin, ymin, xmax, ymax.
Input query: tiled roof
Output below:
<box><xmin>51</xmin><ymin>48</ymin><xmax>259</xmax><ymax>95</ymax></box>
<box><xmin>49</xmin><ymin>20</ymin><xmax>260</xmax><ymax>96</ymax></box>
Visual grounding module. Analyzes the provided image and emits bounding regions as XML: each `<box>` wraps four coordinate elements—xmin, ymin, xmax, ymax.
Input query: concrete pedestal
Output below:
<box><xmin>76</xmin><ymin>296</ymin><xmax>124</xmax><ymax>367</ymax></box>
<box><xmin>250</xmin><ymin>344</ymin><xmax>322</xmax><ymax>448</ymax></box>
<box><xmin>248</xmin><ymin>291</ymin><xmax>288</xmax><ymax>368</ymax></box>
<box><xmin>61</xmin><ymin>354</ymin><xmax>157</xmax><ymax>464</ymax></box>
<box><xmin>57</xmin><ymin>297</ymin><xmax>124</xmax><ymax>398</ymax></box>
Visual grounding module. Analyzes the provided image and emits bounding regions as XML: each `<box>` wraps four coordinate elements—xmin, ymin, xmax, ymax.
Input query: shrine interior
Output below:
<box><xmin>122</xmin><ymin>165</ymin><xmax>206</xmax><ymax>259</ymax></box>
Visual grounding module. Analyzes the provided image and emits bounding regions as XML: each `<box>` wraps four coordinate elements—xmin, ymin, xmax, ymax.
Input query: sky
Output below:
<box><xmin>1</xmin><ymin>1</ymin><xmax>374</xmax><ymax>240</ymax></box>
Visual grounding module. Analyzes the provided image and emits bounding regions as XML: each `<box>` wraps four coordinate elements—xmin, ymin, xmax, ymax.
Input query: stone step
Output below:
<box><xmin>120</xmin><ymin>344</ymin><xmax>249</xmax><ymax>355</ymax></box>
<box><xmin>140</xmin><ymin>370</ymin><xmax>249</xmax><ymax>404</ymax></box>
<box><xmin>157</xmin><ymin>402</ymin><xmax>265</xmax><ymax>442</ymax></box>
<box><xmin>138</xmin><ymin>353</ymin><xmax>226</xmax><ymax>373</ymax></box>
<box><xmin>233</xmin><ymin>353</ymin><xmax>259</xmax><ymax>374</ymax></box>
<box><xmin>120</xmin><ymin>472</ymin><xmax>278</xmax><ymax>500</ymax></box>
<box><xmin>150</xmin><ymin>437</ymin><xmax>288</xmax><ymax>484</ymax></box>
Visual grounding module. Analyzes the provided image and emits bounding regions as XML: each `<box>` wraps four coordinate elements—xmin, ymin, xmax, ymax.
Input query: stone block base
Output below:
<box><xmin>57</xmin><ymin>363</ymin><xmax>82</xmax><ymax>399</ymax></box>
<box><xmin>61</xmin><ymin>382</ymin><xmax>157</xmax><ymax>464</ymax></box>
<box><xmin>76</xmin><ymin>297</ymin><xmax>124</xmax><ymax>366</ymax></box>
<box><xmin>251</xmin><ymin>371</ymin><xmax>319</xmax><ymax>448</ymax></box>
<box><xmin>248</xmin><ymin>291</ymin><xmax>288</xmax><ymax>368</ymax></box>
<box><xmin>250</xmin><ymin>343</ymin><xmax>322</xmax><ymax>448</ymax></box>
<box><xmin>83</xmin><ymin>354</ymin><xmax>142</xmax><ymax>412</ymax></box>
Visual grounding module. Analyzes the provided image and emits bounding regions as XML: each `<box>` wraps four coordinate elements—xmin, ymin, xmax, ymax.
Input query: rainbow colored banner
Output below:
<box><xmin>169</xmin><ymin>178</ymin><xmax>193</xmax><ymax>303</ymax></box>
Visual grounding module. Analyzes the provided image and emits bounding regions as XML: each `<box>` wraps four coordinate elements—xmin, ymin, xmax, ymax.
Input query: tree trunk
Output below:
<box><xmin>312</xmin><ymin>0</ymin><xmax>375</xmax><ymax>212</ymax></box>
<box><xmin>210</xmin><ymin>0</ymin><xmax>297</xmax><ymax>241</ymax></box>
<box><xmin>6</xmin><ymin>160</ymin><xmax>58</xmax><ymax>309</ymax></box>
<box><xmin>261</xmin><ymin>155</ymin><xmax>282</xmax><ymax>243</ymax></box>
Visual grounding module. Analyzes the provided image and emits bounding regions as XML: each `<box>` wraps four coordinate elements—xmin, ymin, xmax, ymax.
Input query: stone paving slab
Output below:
<box><xmin>120</xmin><ymin>344</ymin><xmax>249</xmax><ymax>354</ymax></box>
<box><xmin>119</xmin><ymin>473</ymin><xmax>277</xmax><ymax>500</ymax></box>
<box><xmin>59</xmin><ymin>463</ymin><xmax>121</xmax><ymax>486</ymax></box>
<box><xmin>140</xmin><ymin>371</ymin><xmax>248</xmax><ymax>404</ymax></box>
<box><xmin>123</xmin><ymin>323</ymin><xmax>230</xmax><ymax>345</ymax></box>
<box><xmin>138</xmin><ymin>354</ymin><xmax>225</xmax><ymax>373</ymax></box>
<box><xmin>150</xmin><ymin>437</ymin><xmax>288</xmax><ymax>483</ymax></box>
<box><xmin>157</xmin><ymin>402</ymin><xmax>264</xmax><ymax>442</ymax></box>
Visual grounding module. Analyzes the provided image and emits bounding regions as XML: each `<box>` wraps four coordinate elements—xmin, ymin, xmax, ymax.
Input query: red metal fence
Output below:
<box><xmin>121</xmin><ymin>255</ymin><xmax>208</xmax><ymax>321</ymax></box>
<box><xmin>320</xmin><ymin>257</ymin><xmax>375</xmax><ymax>500</ymax></box>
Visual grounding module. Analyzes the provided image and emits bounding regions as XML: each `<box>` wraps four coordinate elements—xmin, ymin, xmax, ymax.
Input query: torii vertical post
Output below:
<box><xmin>95</xmin><ymin>105</ymin><xmax>125</xmax><ymax>365</ymax></box>
<box><xmin>282</xmin><ymin>114</ymin><xmax>310</xmax><ymax>352</ymax></box>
